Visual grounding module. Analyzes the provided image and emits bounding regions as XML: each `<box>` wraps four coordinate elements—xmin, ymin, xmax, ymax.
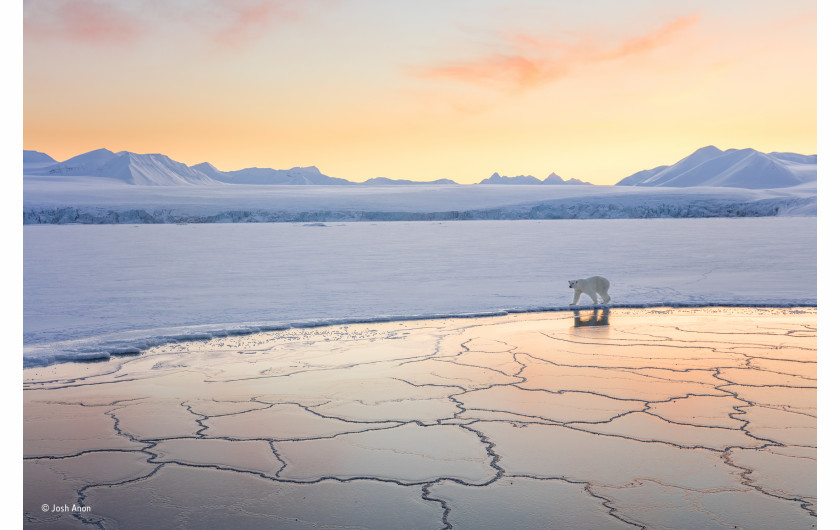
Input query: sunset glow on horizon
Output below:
<box><xmin>23</xmin><ymin>0</ymin><xmax>816</xmax><ymax>184</ymax></box>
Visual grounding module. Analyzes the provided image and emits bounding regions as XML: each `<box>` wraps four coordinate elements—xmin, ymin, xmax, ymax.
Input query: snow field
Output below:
<box><xmin>23</xmin><ymin>218</ymin><xmax>816</xmax><ymax>366</ymax></box>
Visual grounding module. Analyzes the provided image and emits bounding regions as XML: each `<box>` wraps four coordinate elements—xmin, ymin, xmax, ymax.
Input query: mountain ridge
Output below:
<box><xmin>24</xmin><ymin>146</ymin><xmax>816</xmax><ymax>188</ymax></box>
<box><xmin>478</xmin><ymin>172</ymin><xmax>592</xmax><ymax>185</ymax></box>
<box><xmin>617</xmin><ymin>146</ymin><xmax>817</xmax><ymax>189</ymax></box>
<box><xmin>193</xmin><ymin>163</ymin><xmax>352</xmax><ymax>185</ymax></box>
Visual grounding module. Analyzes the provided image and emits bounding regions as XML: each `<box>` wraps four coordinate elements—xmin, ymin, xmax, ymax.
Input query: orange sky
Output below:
<box><xmin>22</xmin><ymin>1</ymin><xmax>816</xmax><ymax>184</ymax></box>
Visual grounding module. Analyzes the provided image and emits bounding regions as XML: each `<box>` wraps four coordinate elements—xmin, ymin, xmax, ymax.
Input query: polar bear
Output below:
<box><xmin>569</xmin><ymin>276</ymin><xmax>611</xmax><ymax>305</ymax></box>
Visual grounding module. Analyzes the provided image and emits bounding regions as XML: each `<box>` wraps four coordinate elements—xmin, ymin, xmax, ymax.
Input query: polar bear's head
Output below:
<box><xmin>568</xmin><ymin>280</ymin><xmax>577</xmax><ymax>289</ymax></box>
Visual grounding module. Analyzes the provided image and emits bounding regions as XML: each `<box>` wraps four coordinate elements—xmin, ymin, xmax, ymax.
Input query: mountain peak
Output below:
<box><xmin>290</xmin><ymin>166</ymin><xmax>322</xmax><ymax>174</ymax></box>
<box><xmin>541</xmin><ymin>173</ymin><xmax>592</xmax><ymax>185</ymax></box>
<box><xmin>23</xmin><ymin>150</ymin><xmax>56</xmax><ymax>164</ymax></box>
<box><xmin>617</xmin><ymin>147</ymin><xmax>817</xmax><ymax>189</ymax></box>
<box><xmin>70</xmin><ymin>148</ymin><xmax>115</xmax><ymax>158</ymax></box>
<box><xmin>99</xmin><ymin>151</ymin><xmax>218</xmax><ymax>185</ymax></box>
<box><xmin>192</xmin><ymin>161</ymin><xmax>220</xmax><ymax>172</ymax></box>
<box><xmin>480</xmin><ymin>173</ymin><xmax>541</xmax><ymax>184</ymax></box>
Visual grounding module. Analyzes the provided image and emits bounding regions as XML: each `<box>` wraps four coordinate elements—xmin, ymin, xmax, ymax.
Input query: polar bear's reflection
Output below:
<box><xmin>573</xmin><ymin>308</ymin><xmax>610</xmax><ymax>327</ymax></box>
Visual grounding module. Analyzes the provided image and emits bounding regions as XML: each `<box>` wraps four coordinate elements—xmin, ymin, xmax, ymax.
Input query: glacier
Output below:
<box><xmin>23</xmin><ymin>180</ymin><xmax>816</xmax><ymax>224</ymax></box>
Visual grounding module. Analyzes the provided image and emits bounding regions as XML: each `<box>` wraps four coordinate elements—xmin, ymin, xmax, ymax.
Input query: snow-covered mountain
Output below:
<box><xmin>192</xmin><ymin>163</ymin><xmax>352</xmax><ymax>185</ymax></box>
<box><xmin>481</xmin><ymin>173</ymin><xmax>542</xmax><ymax>184</ymax></box>
<box><xmin>25</xmin><ymin>148</ymin><xmax>595</xmax><ymax>186</ymax></box>
<box><xmin>42</xmin><ymin>148</ymin><xmax>119</xmax><ymax>176</ymax></box>
<box><xmin>479</xmin><ymin>172</ymin><xmax>591</xmax><ymax>185</ymax></box>
<box><xmin>28</xmin><ymin>149</ymin><xmax>217</xmax><ymax>185</ymax></box>
<box><xmin>23</xmin><ymin>146</ymin><xmax>816</xmax><ymax>189</ymax></box>
<box><xmin>101</xmin><ymin>152</ymin><xmax>219</xmax><ymax>185</ymax></box>
<box><xmin>361</xmin><ymin>177</ymin><xmax>457</xmax><ymax>185</ymax></box>
<box><xmin>23</xmin><ymin>150</ymin><xmax>58</xmax><ymax>173</ymax></box>
<box><xmin>617</xmin><ymin>146</ymin><xmax>817</xmax><ymax>189</ymax></box>
<box><xmin>24</xmin><ymin>149</ymin><xmax>344</xmax><ymax>186</ymax></box>
<box><xmin>23</xmin><ymin>150</ymin><xmax>56</xmax><ymax>165</ymax></box>
<box><xmin>543</xmin><ymin>172</ymin><xmax>591</xmax><ymax>185</ymax></box>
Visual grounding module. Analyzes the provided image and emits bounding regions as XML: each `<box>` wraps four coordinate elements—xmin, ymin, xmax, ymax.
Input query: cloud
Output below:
<box><xmin>418</xmin><ymin>54</ymin><xmax>565</xmax><ymax>92</ymax></box>
<box><xmin>24</xmin><ymin>0</ymin><xmax>146</xmax><ymax>45</ymax></box>
<box><xmin>206</xmin><ymin>1</ymin><xmax>301</xmax><ymax>49</ymax></box>
<box><xmin>415</xmin><ymin>15</ymin><xmax>701</xmax><ymax>92</ymax></box>
<box><xmin>23</xmin><ymin>0</ymin><xmax>320</xmax><ymax>49</ymax></box>
<box><xmin>414</xmin><ymin>52</ymin><xmax>544</xmax><ymax>93</ymax></box>
<box><xmin>597</xmin><ymin>15</ymin><xmax>701</xmax><ymax>61</ymax></box>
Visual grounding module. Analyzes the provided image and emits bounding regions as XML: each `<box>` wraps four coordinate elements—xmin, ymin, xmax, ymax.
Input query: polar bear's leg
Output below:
<box><xmin>601</xmin><ymin>278</ymin><xmax>611</xmax><ymax>304</ymax></box>
<box><xmin>586</xmin><ymin>289</ymin><xmax>599</xmax><ymax>304</ymax></box>
<box><xmin>571</xmin><ymin>290</ymin><xmax>581</xmax><ymax>305</ymax></box>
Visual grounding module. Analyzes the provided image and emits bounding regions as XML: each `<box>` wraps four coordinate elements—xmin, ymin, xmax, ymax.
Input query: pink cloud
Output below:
<box><xmin>24</xmin><ymin>0</ymin><xmax>145</xmax><ymax>45</ymax></box>
<box><xmin>597</xmin><ymin>15</ymin><xmax>701</xmax><ymax>61</ymax></box>
<box><xmin>416</xmin><ymin>15</ymin><xmax>701</xmax><ymax>92</ymax></box>
<box><xmin>23</xmin><ymin>0</ymin><xmax>323</xmax><ymax>49</ymax></box>
<box><xmin>418</xmin><ymin>54</ymin><xmax>566</xmax><ymax>92</ymax></box>
<box><xmin>209</xmin><ymin>1</ymin><xmax>301</xmax><ymax>49</ymax></box>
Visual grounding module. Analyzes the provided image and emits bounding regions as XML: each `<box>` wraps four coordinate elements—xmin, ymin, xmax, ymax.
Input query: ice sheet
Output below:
<box><xmin>23</xmin><ymin>309</ymin><xmax>816</xmax><ymax>528</ymax></box>
<box><xmin>23</xmin><ymin>218</ymin><xmax>816</xmax><ymax>366</ymax></box>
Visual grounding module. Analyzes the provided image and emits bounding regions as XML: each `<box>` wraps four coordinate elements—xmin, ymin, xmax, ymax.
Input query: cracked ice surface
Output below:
<box><xmin>23</xmin><ymin>307</ymin><xmax>816</xmax><ymax>528</ymax></box>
